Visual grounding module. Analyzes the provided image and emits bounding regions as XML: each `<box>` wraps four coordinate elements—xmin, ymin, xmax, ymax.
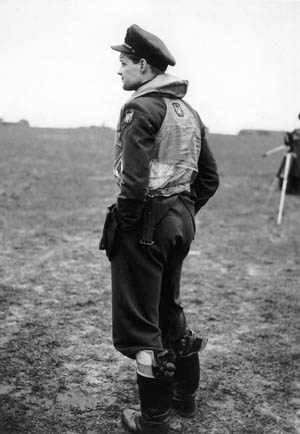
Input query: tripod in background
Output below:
<box><xmin>263</xmin><ymin>133</ymin><xmax>299</xmax><ymax>225</ymax></box>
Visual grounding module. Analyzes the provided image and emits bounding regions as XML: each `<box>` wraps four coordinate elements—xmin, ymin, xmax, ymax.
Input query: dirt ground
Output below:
<box><xmin>0</xmin><ymin>125</ymin><xmax>299</xmax><ymax>434</ymax></box>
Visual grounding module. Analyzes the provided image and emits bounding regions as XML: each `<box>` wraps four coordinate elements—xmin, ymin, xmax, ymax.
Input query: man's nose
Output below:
<box><xmin>117</xmin><ymin>68</ymin><xmax>122</xmax><ymax>76</ymax></box>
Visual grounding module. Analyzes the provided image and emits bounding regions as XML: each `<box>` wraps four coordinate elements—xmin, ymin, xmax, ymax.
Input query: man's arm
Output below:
<box><xmin>117</xmin><ymin>96</ymin><xmax>166</xmax><ymax>230</ymax></box>
<box><xmin>191</xmin><ymin>124</ymin><xmax>219</xmax><ymax>213</ymax></box>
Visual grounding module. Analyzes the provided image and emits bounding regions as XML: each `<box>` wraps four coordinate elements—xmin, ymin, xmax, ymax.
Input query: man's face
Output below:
<box><xmin>118</xmin><ymin>53</ymin><xmax>143</xmax><ymax>91</ymax></box>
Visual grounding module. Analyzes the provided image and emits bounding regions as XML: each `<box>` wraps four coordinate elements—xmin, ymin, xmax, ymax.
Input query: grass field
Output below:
<box><xmin>0</xmin><ymin>125</ymin><xmax>299</xmax><ymax>434</ymax></box>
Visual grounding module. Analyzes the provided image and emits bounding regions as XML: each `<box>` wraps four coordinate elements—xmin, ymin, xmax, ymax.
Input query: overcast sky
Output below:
<box><xmin>0</xmin><ymin>0</ymin><xmax>299</xmax><ymax>134</ymax></box>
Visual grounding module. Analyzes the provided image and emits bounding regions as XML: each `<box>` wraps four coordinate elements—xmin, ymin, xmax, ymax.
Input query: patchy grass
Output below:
<box><xmin>0</xmin><ymin>126</ymin><xmax>299</xmax><ymax>433</ymax></box>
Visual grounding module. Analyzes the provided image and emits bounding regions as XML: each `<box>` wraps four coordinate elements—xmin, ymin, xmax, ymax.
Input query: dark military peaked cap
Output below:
<box><xmin>111</xmin><ymin>24</ymin><xmax>176</xmax><ymax>72</ymax></box>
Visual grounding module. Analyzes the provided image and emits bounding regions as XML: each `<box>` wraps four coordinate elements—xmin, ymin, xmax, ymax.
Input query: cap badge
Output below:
<box><xmin>123</xmin><ymin>109</ymin><xmax>134</xmax><ymax>124</ymax></box>
<box><xmin>123</xmin><ymin>42</ymin><xmax>136</xmax><ymax>53</ymax></box>
<box><xmin>172</xmin><ymin>102</ymin><xmax>184</xmax><ymax>117</ymax></box>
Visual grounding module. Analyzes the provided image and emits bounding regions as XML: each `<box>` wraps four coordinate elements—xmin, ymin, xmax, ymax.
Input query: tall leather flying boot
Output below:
<box><xmin>173</xmin><ymin>352</ymin><xmax>200</xmax><ymax>417</ymax></box>
<box><xmin>122</xmin><ymin>350</ymin><xmax>175</xmax><ymax>434</ymax></box>
<box><xmin>172</xmin><ymin>329</ymin><xmax>207</xmax><ymax>418</ymax></box>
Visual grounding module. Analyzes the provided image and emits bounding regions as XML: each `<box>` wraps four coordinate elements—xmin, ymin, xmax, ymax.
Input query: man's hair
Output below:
<box><xmin>123</xmin><ymin>51</ymin><xmax>142</xmax><ymax>64</ymax></box>
<box><xmin>121</xmin><ymin>52</ymin><xmax>164</xmax><ymax>75</ymax></box>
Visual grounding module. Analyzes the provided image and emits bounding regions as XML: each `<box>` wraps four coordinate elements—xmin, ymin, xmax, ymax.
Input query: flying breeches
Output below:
<box><xmin>111</xmin><ymin>195</ymin><xmax>195</xmax><ymax>359</ymax></box>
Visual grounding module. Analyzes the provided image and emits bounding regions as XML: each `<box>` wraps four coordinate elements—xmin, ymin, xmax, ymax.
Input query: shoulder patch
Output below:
<box><xmin>123</xmin><ymin>109</ymin><xmax>134</xmax><ymax>124</ymax></box>
<box><xmin>172</xmin><ymin>102</ymin><xmax>184</xmax><ymax>117</ymax></box>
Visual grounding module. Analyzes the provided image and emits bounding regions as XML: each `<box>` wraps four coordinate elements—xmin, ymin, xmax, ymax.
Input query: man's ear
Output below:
<box><xmin>139</xmin><ymin>58</ymin><xmax>148</xmax><ymax>73</ymax></box>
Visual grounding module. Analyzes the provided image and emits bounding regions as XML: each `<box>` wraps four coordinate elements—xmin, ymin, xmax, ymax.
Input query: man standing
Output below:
<box><xmin>277</xmin><ymin>113</ymin><xmax>300</xmax><ymax>194</ymax></box>
<box><xmin>100</xmin><ymin>24</ymin><xmax>219</xmax><ymax>434</ymax></box>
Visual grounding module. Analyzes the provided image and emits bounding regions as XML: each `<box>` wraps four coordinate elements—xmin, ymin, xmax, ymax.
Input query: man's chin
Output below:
<box><xmin>122</xmin><ymin>82</ymin><xmax>139</xmax><ymax>91</ymax></box>
<box><xmin>122</xmin><ymin>84</ymin><xmax>133</xmax><ymax>91</ymax></box>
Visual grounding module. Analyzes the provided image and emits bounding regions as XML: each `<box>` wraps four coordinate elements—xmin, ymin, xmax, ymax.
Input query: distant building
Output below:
<box><xmin>238</xmin><ymin>129</ymin><xmax>284</xmax><ymax>136</ymax></box>
<box><xmin>0</xmin><ymin>118</ymin><xmax>30</xmax><ymax>127</ymax></box>
<box><xmin>239</xmin><ymin>129</ymin><xmax>271</xmax><ymax>136</ymax></box>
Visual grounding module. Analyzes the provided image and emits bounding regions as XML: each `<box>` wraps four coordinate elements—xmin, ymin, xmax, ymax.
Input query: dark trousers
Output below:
<box><xmin>111</xmin><ymin>196</ymin><xmax>195</xmax><ymax>359</ymax></box>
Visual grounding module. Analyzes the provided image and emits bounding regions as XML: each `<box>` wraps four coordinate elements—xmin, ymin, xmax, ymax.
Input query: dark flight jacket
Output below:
<box><xmin>113</xmin><ymin>74</ymin><xmax>219</xmax><ymax>232</ymax></box>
